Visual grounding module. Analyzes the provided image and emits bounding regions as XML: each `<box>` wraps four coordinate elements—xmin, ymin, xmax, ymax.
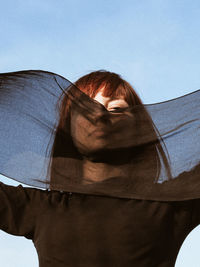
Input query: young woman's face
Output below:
<box><xmin>70</xmin><ymin>87</ymin><xmax>136</xmax><ymax>156</ymax></box>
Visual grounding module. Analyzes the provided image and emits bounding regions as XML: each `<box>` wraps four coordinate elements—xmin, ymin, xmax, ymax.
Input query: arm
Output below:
<box><xmin>0</xmin><ymin>182</ymin><xmax>38</xmax><ymax>240</ymax></box>
<box><xmin>190</xmin><ymin>198</ymin><xmax>200</xmax><ymax>229</ymax></box>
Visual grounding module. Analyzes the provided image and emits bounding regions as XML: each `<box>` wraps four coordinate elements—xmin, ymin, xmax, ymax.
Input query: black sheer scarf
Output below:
<box><xmin>0</xmin><ymin>70</ymin><xmax>200</xmax><ymax>201</ymax></box>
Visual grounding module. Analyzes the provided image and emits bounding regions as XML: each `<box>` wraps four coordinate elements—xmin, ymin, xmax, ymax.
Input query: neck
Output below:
<box><xmin>82</xmin><ymin>157</ymin><xmax>132</xmax><ymax>185</ymax></box>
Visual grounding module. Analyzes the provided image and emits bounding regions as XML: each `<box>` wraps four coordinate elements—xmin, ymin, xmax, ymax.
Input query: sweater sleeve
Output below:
<box><xmin>189</xmin><ymin>198</ymin><xmax>200</xmax><ymax>229</ymax></box>
<box><xmin>0</xmin><ymin>181</ymin><xmax>39</xmax><ymax>240</ymax></box>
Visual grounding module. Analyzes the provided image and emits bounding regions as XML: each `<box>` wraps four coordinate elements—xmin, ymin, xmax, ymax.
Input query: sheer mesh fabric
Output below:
<box><xmin>0</xmin><ymin>70</ymin><xmax>200</xmax><ymax>201</ymax></box>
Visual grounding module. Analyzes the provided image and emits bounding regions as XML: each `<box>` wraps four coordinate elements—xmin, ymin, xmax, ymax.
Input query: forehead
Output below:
<box><xmin>93</xmin><ymin>88</ymin><xmax>127</xmax><ymax>107</ymax></box>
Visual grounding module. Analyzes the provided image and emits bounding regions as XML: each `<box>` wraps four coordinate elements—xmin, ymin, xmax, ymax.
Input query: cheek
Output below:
<box><xmin>71</xmin><ymin>114</ymin><xmax>89</xmax><ymax>144</ymax></box>
<box><xmin>107</xmin><ymin>114</ymin><xmax>137</xmax><ymax>147</ymax></box>
<box><xmin>70</xmin><ymin>114</ymin><xmax>108</xmax><ymax>153</ymax></box>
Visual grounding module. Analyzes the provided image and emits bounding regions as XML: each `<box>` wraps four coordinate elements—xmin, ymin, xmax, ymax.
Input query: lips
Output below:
<box><xmin>87</xmin><ymin>125</ymin><xmax>110</xmax><ymax>137</ymax></box>
<box><xmin>92</xmin><ymin>129</ymin><xmax>107</xmax><ymax>137</ymax></box>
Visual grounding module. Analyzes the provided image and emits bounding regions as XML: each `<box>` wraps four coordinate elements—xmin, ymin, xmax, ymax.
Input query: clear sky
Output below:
<box><xmin>1</xmin><ymin>0</ymin><xmax>200</xmax><ymax>266</ymax></box>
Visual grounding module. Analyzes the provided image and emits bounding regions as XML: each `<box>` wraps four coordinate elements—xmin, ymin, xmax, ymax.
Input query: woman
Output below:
<box><xmin>0</xmin><ymin>69</ymin><xmax>200</xmax><ymax>267</ymax></box>
<box><xmin>48</xmin><ymin>70</ymin><xmax>171</xmax><ymax>189</ymax></box>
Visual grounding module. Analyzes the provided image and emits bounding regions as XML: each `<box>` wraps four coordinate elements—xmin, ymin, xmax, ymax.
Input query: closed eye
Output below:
<box><xmin>108</xmin><ymin>107</ymin><xmax>126</xmax><ymax>113</ymax></box>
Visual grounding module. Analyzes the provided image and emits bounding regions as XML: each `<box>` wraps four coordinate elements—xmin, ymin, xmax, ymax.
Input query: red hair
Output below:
<box><xmin>48</xmin><ymin>70</ymin><xmax>172</xmax><ymax>185</ymax></box>
<box><xmin>74</xmin><ymin>70</ymin><xmax>142</xmax><ymax>105</ymax></box>
<box><xmin>59</xmin><ymin>70</ymin><xmax>143</xmax><ymax>130</ymax></box>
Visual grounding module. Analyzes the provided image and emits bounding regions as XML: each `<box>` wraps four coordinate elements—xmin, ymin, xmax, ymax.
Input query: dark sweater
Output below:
<box><xmin>0</xmin><ymin>182</ymin><xmax>199</xmax><ymax>267</ymax></box>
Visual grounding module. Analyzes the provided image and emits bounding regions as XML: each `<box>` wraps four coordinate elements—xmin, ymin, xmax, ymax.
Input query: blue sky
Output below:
<box><xmin>1</xmin><ymin>0</ymin><xmax>200</xmax><ymax>266</ymax></box>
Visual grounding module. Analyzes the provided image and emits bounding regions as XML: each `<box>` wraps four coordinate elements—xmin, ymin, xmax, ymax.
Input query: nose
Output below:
<box><xmin>94</xmin><ymin>111</ymin><xmax>111</xmax><ymax>126</ymax></box>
